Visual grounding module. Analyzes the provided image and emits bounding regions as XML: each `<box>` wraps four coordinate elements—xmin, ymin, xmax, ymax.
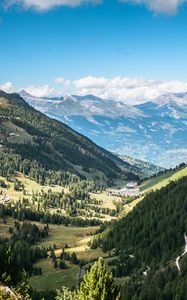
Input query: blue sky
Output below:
<box><xmin>1</xmin><ymin>0</ymin><xmax>187</xmax><ymax>103</ymax></box>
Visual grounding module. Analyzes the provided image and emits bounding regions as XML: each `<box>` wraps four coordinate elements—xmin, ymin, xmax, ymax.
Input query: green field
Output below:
<box><xmin>38</xmin><ymin>224</ymin><xmax>99</xmax><ymax>249</ymax></box>
<box><xmin>29</xmin><ymin>259</ymin><xmax>79</xmax><ymax>290</ymax></box>
<box><xmin>0</xmin><ymin>173</ymin><xmax>64</xmax><ymax>202</ymax></box>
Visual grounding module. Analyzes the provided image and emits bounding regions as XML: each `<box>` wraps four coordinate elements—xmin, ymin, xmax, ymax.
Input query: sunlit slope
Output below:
<box><xmin>140</xmin><ymin>166</ymin><xmax>187</xmax><ymax>193</ymax></box>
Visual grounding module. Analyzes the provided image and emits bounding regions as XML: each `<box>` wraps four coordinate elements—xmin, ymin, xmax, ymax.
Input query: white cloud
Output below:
<box><xmin>1</xmin><ymin>77</ymin><xmax>187</xmax><ymax>104</ymax></box>
<box><xmin>0</xmin><ymin>82</ymin><xmax>54</xmax><ymax>97</ymax></box>
<box><xmin>74</xmin><ymin>76</ymin><xmax>108</xmax><ymax>89</ymax></box>
<box><xmin>119</xmin><ymin>0</ymin><xmax>187</xmax><ymax>15</ymax></box>
<box><xmin>2</xmin><ymin>0</ymin><xmax>187</xmax><ymax>13</ymax></box>
<box><xmin>73</xmin><ymin>76</ymin><xmax>187</xmax><ymax>104</ymax></box>
<box><xmin>53</xmin><ymin>77</ymin><xmax>71</xmax><ymax>86</ymax></box>
<box><xmin>4</xmin><ymin>0</ymin><xmax>102</xmax><ymax>11</ymax></box>
<box><xmin>24</xmin><ymin>84</ymin><xmax>54</xmax><ymax>97</ymax></box>
<box><xmin>0</xmin><ymin>81</ymin><xmax>15</xmax><ymax>93</ymax></box>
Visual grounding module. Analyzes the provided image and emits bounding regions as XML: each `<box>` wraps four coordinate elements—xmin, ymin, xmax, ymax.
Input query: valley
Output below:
<box><xmin>0</xmin><ymin>91</ymin><xmax>187</xmax><ymax>300</ymax></box>
<box><xmin>0</xmin><ymin>161</ymin><xmax>186</xmax><ymax>298</ymax></box>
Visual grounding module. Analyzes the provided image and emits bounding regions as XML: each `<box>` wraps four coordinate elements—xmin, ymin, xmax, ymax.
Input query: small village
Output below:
<box><xmin>108</xmin><ymin>181</ymin><xmax>140</xmax><ymax>197</ymax></box>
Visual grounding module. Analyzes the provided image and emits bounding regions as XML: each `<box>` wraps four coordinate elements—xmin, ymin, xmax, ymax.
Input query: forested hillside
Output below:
<box><xmin>0</xmin><ymin>90</ymin><xmax>135</xmax><ymax>186</ymax></box>
<box><xmin>92</xmin><ymin>176</ymin><xmax>187</xmax><ymax>299</ymax></box>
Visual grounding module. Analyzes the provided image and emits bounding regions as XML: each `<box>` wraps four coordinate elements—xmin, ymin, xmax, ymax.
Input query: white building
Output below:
<box><xmin>108</xmin><ymin>182</ymin><xmax>140</xmax><ymax>197</ymax></box>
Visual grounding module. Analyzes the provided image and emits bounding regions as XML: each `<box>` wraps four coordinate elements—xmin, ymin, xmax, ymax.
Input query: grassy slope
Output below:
<box><xmin>90</xmin><ymin>192</ymin><xmax>119</xmax><ymax>210</ymax></box>
<box><xmin>0</xmin><ymin>172</ymin><xmax>123</xmax><ymax>222</ymax></box>
<box><xmin>0</xmin><ymin>173</ymin><xmax>65</xmax><ymax>201</ymax></box>
<box><xmin>37</xmin><ymin>225</ymin><xmax>99</xmax><ymax>250</ymax></box>
<box><xmin>29</xmin><ymin>259</ymin><xmax>80</xmax><ymax>290</ymax></box>
<box><xmin>140</xmin><ymin>166</ymin><xmax>187</xmax><ymax>193</ymax></box>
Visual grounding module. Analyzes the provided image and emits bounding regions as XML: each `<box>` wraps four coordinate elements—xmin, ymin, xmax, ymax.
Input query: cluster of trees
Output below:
<box><xmin>0</xmin><ymin>148</ymin><xmax>81</xmax><ymax>187</ymax></box>
<box><xmin>0</xmin><ymin>146</ymin><xmax>114</xmax><ymax>194</ymax></box>
<box><xmin>1</xmin><ymin>175</ymin><xmax>116</xmax><ymax>225</ymax></box>
<box><xmin>50</xmin><ymin>248</ymin><xmax>79</xmax><ymax>270</ymax></box>
<box><xmin>92</xmin><ymin>177</ymin><xmax>187</xmax><ymax>299</ymax></box>
<box><xmin>55</xmin><ymin>187</ymin><xmax>111</xmax><ymax>218</ymax></box>
<box><xmin>118</xmin><ymin>260</ymin><xmax>187</xmax><ymax>300</ymax></box>
<box><xmin>29</xmin><ymin>185</ymin><xmax>117</xmax><ymax>219</ymax></box>
<box><xmin>0</xmin><ymin>202</ymin><xmax>102</xmax><ymax>227</ymax></box>
<box><xmin>76</xmin><ymin>204</ymin><xmax>117</xmax><ymax>218</ymax></box>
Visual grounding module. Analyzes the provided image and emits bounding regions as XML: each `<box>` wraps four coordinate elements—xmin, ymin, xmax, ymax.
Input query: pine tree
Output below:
<box><xmin>77</xmin><ymin>257</ymin><xmax>120</xmax><ymax>300</ymax></box>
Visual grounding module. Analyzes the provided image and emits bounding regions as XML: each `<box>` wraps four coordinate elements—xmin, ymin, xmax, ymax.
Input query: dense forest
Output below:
<box><xmin>92</xmin><ymin>176</ymin><xmax>187</xmax><ymax>299</ymax></box>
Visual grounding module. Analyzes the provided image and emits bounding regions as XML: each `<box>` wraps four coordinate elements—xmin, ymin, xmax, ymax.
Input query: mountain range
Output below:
<box><xmin>20</xmin><ymin>91</ymin><xmax>187</xmax><ymax>168</ymax></box>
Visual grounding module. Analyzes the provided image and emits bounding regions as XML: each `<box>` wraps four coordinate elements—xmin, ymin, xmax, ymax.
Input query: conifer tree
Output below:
<box><xmin>77</xmin><ymin>257</ymin><xmax>120</xmax><ymax>300</ymax></box>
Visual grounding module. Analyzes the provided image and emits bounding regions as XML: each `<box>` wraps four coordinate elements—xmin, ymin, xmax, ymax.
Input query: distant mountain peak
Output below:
<box><xmin>154</xmin><ymin>92</ymin><xmax>187</xmax><ymax>107</ymax></box>
<box><xmin>72</xmin><ymin>94</ymin><xmax>105</xmax><ymax>102</ymax></box>
<box><xmin>19</xmin><ymin>90</ymin><xmax>34</xmax><ymax>98</ymax></box>
<box><xmin>63</xmin><ymin>95</ymin><xmax>78</xmax><ymax>102</ymax></box>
